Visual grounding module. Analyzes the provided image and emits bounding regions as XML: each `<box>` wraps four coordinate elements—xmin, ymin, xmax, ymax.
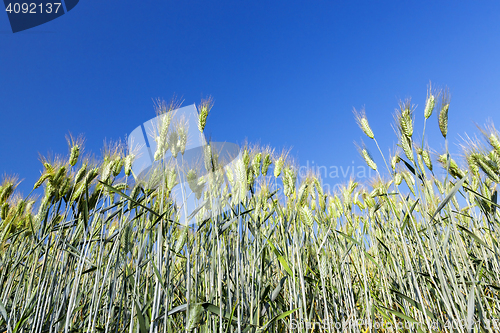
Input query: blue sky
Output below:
<box><xmin>1</xmin><ymin>1</ymin><xmax>500</xmax><ymax>196</ymax></box>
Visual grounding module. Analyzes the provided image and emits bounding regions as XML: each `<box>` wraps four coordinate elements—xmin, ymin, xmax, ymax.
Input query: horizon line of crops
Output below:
<box><xmin>1</xmin><ymin>84</ymin><xmax>500</xmax><ymax>332</ymax></box>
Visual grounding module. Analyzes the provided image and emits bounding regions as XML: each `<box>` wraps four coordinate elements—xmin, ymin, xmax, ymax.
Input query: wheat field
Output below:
<box><xmin>1</xmin><ymin>86</ymin><xmax>499</xmax><ymax>332</ymax></box>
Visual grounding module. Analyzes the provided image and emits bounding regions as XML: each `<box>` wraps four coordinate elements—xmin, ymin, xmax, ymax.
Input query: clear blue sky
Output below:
<box><xmin>1</xmin><ymin>1</ymin><xmax>500</xmax><ymax>196</ymax></box>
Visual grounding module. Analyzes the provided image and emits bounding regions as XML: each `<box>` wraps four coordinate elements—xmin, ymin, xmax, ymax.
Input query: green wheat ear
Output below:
<box><xmin>33</xmin><ymin>173</ymin><xmax>51</xmax><ymax>190</ymax></box>
<box><xmin>274</xmin><ymin>156</ymin><xmax>284</xmax><ymax>178</ymax></box>
<box><xmin>283</xmin><ymin>167</ymin><xmax>296</xmax><ymax>198</ymax></box>
<box><xmin>439</xmin><ymin>103</ymin><xmax>449</xmax><ymax>138</ymax></box>
<box><xmin>197</xmin><ymin>96</ymin><xmax>213</xmax><ymax>133</ymax></box>
<box><xmin>394</xmin><ymin>172</ymin><xmax>402</xmax><ymax>185</ymax></box>
<box><xmin>424</xmin><ymin>83</ymin><xmax>436</xmax><ymax>119</ymax></box>
<box><xmin>465</xmin><ymin>152</ymin><xmax>480</xmax><ymax>177</ymax></box>
<box><xmin>124</xmin><ymin>154</ymin><xmax>135</xmax><ymax>176</ymax></box>
<box><xmin>400</xmin><ymin>134</ymin><xmax>414</xmax><ymax>162</ymax></box>
<box><xmin>0</xmin><ymin>202</ymin><xmax>9</xmax><ymax>220</ymax></box>
<box><xmin>112</xmin><ymin>157</ymin><xmax>123</xmax><ymax>176</ymax></box>
<box><xmin>438</xmin><ymin>153</ymin><xmax>466</xmax><ymax>179</ymax></box>
<box><xmin>69</xmin><ymin>145</ymin><xmax>80</xmax><ymax>166</ymax></box>
<box><xmin>74</xmin><ymin>163</ymin><xmax>87</xmax><ymax>184</ymax></box>
<box><xmin>252</xmin><ymin>152</ymin><xmax>262</xmax><ymax>177</ymax></box>
<box><xmin>261</xmin><ymin>153</ymin><xmax>272</xmax><ymax>176</ymax></box>
<box><xmin>178</xmin><ymin>125</ymin><xmax>188</xmax><ymax>155</ymax></box>
<box><xmin>439</xmin><ymin>88</ymin><xmax>450</xmax><ymax>138</ymax></box>
<box><xmin>362</xmin><ymin>149</ymin><xmax>377</xmax><ymax>171</ymax></box>
<box><xmin>299</xmin><ymin>205</ymin><xmax>314</xmax><ymax>227</ymax></box>
<box><xmin>353</xmin><ymin>107</ymin><xmax>374</xmax><ymax>139</ymax></box>
<box><xmin>422</xmin><ymin>148</ymin><xmax>433</xmax><ymax>171</ymax></box>
<box><xmin>478</xmin><ymin>123</ymin><xmax>500</xmax><ymax>156</ymax></box>
<box><xmin>471</xmin><ymin>153</ymin><xmax>499</xmax><ymax>183</ymax></box>
<box><xmin>356</xmin><ymin>142</ymin><xmax>377</xmax><ymax>171</ymax></box>
<box><xmin>398</xmin><ymin>99</ymin><xmax>414</xmax><ymax>139</ymax></box>
<box><xmin>242</xmin><ymin>148</ymin><xmax>250</xmax><ymax>167</ymax></box>
<box><xmin>65</xmin><ymin>134</ymin><xmax>84</xmax><ymax>167</ymax></box>
<box><xmin>390</xmin><ymin>153</ymin><xmax>401</xmax><ymax>171</ymax></box>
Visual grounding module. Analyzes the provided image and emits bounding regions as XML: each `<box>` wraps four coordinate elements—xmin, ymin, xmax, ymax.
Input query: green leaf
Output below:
<box><xmin>336</xmin><ymin>230</ymin><xmax>382</xmax><ymax>270</ymax></box>
<box><xmin>457</xmin><ymin>224</ymin><xmax>492</xmax><ymax>251</ymax></box>
<box><xmin>151</xmin><ymin>261</ymin><xmax>167</xmax><ymax>290</ymax></box>
<box><xmin>187</xmin><ymin>199</ymin><xmax>207</xmax><ymax>221</ymax></box>
<box><xmin>464</xmin><ymin>186</ymin><xmax>500</xmax><ymax>209</ymax></box>
<box><xmin>390</xmin><ymin>289</ymin><xmax>436</xmax><ymax>320</ymax></box>
<box><xmin>266</xmin><ymin>239</ymin><xmax>293</xmax><ymax>276</ymax></box>
<box><xmin>187</xmin><ymin>303</ymin><xmax>204</xmax><ymax>331</ymax></box>
<box><xmin>271</xmin><ymin>276</ymin><xmax>288</xmax><ymax>302</ymax></box>
<box><xmin>466</xmin><ymin>283</ymin><xmax>475</xmax><ymax>332</ymax></box>
<box><xmin>374</xmin><ymin>305</ymin><xmax>393</xmax><ymax>323</ymax></box>
<box><xmin>379</xmin><ymin>305</ymin><xmax>418</xmax><ymax>323</ymax></box>
<box><xmin>99</xmin><ymin>181</ymin><xmax>161</xmax><ymax>218</ymax></box>
<box><xmin>219</xmin><ymin>217</ymin><xmax>237</xmax><ymax>235</ymax></box>
<box><xmin>81</xmin><ymin>266</ymin><xmax>98</xmax><ymax>275</ymax></box>
<box><xmin>335</xmin><ymin>230</ymin><xmax>361</xmax><ymax>247</ymax></box>
<box><xmin>12</xmin><ymin>286</ymin><xmax>39</xmax><ymax>333</ymax></box>
<box><xmin>224</xmin><ymin>302</ymin><xmax>239</xmax><ymax>333</ymax></box>
<box><xmin>167</xmin><ymin>304</ymin><xmax>187</xmax><ymax>316</ymax></box>
<box><xmin>401</xmin><ymin>158</ymin><xmax>416</xmax><ymax>175</ymax></box>
<box><xmin>202</xmin><ymin>302</ymin><xmax>230</xmax><ymax>319</ymax></box>
<box><xmin>147</xmin><ymin>210</ymin><xmax>170</xmax><ymax>230</ymax></box>
<box><xmin>402</xmin><ymin>198</ymin><xmax>419</xmax><ymax>230</ymax></box>
<box><xmin>134</xmin><ymin>297</ymin><xmax>149</xmax><ymax>333</ymax></box>
<box><xmin>431</xmin><ymin>177</ymin><xmax>466</xmax><ymax>222</ymax></box>
<box><xmin>258</xmin><ymin>307</ymin><xmax>299</xmax><ymax>332</ymax></box>
<box><xmin>0</xmin><ymin>299</ymin><xmax>7</xmax><ymax>322</ymax></box>
<box><xmin>201</xmin><ymin>302</ymin><xmax>253</xmax><ymax>331</ymax></box>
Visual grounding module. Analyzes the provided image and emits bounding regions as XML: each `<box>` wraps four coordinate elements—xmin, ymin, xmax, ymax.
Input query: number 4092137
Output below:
<box><xmin>5</xmin><ymin>3</ymin><xmax>62</xmax><ymax>14</ymax></box>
